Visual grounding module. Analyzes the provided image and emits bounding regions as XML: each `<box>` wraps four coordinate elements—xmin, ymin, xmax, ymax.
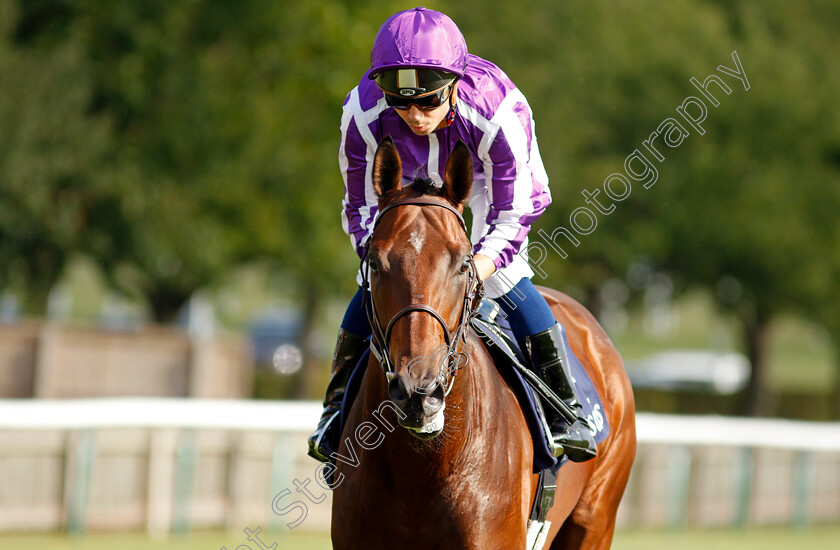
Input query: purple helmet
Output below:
<box><xmin>369</xmin><ymin>8</ymin><xmax>469</xmax><ymax>80</ymax></box>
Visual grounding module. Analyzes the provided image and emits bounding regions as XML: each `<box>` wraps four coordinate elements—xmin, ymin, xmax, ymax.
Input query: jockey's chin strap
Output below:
<box><xmin>360</xmin><ymin>196</ymin><xmax>484</xmax><ymax>397</ymax></box>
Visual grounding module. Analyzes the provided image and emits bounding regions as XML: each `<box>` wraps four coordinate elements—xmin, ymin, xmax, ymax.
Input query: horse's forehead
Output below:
<box><xmin>407</xmin><ymin>225</ymin><xmax>425</xmax><ymax>254</ymax></box>
<box><xmin>378</xmin><ymin>206</ymin><xmax>463</xmax><ymax>252</ymax></box>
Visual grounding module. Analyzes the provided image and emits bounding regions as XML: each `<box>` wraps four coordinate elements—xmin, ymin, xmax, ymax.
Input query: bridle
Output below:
<box><xmin>361</xmin><ymin>196</ymin><xmax>484</xmax><ymax>397</ymax></box>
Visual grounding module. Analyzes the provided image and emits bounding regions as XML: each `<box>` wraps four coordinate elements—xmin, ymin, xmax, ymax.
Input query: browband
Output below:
<box><xmin>373</xmin><ymin>196</ymin><xmax>469</xmax><ymax>238</ymax></box>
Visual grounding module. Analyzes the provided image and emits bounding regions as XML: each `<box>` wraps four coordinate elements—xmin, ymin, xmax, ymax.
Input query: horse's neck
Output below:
<box><xmin>440</xmin><ymin>349</ymin><xmax>500</xmax><ymax>466</ymax></box>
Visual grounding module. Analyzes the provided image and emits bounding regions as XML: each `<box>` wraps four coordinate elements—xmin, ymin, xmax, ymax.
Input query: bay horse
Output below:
<box><xmin>331</xmin><ymin>138</ymin><xmax>636</xmax><ymax>549</ymax></box>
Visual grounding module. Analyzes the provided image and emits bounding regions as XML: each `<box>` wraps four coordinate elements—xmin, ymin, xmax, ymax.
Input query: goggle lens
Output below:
<box><xmin>384</xmin><ymin>84</ymin><xmax>453</xmax><ymax>111</ymax></box>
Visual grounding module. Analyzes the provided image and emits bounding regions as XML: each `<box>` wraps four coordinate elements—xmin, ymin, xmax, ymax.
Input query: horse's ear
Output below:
<box><xmin>373</xmin><ymin>136</ymin><xmax>402</xmax><ymax>198</ymax></box>
<box><xmin>442</xmin><ymin>140</ymin><xmax>473</xmax><ymax>206</ymax></box>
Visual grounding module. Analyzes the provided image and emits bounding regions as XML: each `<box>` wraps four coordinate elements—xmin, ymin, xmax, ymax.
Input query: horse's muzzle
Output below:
<box><xmin>387</xmin><ymin>374</ymin><xmax>446</xmax><ymax>439</ymax></box>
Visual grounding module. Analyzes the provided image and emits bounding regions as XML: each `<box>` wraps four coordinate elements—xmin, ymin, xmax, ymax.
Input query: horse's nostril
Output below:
<box><xmin>423</xmin><ymin>396</ymin><xmax>441</xmax><ymax>415</ymax></box>
<box><xmin>388</xmin><ymin>376</ymin><xmax>410</xmax><ymax>407</ymax></box>
<box><xmin>422</xmin><ymin>386</ymin><xmax>445</xmax><ymax>415</ymax></box>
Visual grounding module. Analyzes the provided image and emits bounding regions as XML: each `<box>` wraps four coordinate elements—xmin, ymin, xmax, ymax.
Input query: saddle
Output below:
<box><xmin>468</xmin><ymin>300</ymin><xmax>610</xmax><ymax>470</ymax></box>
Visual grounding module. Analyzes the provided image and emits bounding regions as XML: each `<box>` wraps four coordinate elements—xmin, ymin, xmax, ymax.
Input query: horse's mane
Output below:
<box><xmin>410</xmin><ymin>177</ymin><xmax>437</xmax><ymax>195</ymax></box>
<box><xmin>379</xmin><ymin>177</ymin><xmax>439</xmax><ymax>206</ymax></box>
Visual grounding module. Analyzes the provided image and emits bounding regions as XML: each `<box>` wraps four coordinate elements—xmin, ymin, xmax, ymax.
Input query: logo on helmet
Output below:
<box><xmin>399</xmin><ymin>89</ymin><xmax>416</xmax><ymax>96</ymax></box>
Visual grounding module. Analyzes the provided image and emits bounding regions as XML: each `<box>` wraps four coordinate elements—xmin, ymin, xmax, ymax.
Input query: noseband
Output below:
<box><xmin>361</xmin><ymin>196</ymin><xmax>484</xmax><ymax>396</ymax></box>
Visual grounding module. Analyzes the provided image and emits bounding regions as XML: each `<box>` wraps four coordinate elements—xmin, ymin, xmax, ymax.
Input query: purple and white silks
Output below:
<box><xmin>339</xmin><ymin>55</ymin><xmax>551</xmax><ymax>299</ymax></box>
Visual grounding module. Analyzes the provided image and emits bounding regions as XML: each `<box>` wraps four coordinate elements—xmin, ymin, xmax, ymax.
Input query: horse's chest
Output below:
<box><xmin>336</xmin><ymin>461</ymin><xmax>527</xmax><ymax>548</ymax></box>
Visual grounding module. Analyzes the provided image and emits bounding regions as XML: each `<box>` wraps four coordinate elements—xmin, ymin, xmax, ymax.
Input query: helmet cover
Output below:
<box><xmin>369</xmin><ymin>7</ymin><xmax>468</xmax><ymax>79</ymax></box>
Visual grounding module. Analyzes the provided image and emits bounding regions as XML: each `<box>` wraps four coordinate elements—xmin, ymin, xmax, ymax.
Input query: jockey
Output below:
<box><xmin>308</xmin><ymin>7</ymin><xmax>596</xmax><ymax>463</ymax></box>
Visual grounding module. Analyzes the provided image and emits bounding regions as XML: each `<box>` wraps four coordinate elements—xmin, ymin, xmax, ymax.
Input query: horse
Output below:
<box><xmin>330</xmin><ymin>137</ymin><xmax>636</xmax><ymax>549</ymax></box>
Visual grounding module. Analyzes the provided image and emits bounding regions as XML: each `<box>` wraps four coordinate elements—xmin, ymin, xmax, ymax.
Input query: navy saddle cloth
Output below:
<box><xmin>331</xmin><ymin>309</ymin><xmax>610</xmax><ymax>473</ymax></box>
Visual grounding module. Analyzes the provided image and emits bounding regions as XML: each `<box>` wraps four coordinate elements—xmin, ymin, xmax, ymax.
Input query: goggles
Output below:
<box><xmin>382</xmin><ymin>83</ymin><xmax>454</xmax><ymax>111</ymax></box>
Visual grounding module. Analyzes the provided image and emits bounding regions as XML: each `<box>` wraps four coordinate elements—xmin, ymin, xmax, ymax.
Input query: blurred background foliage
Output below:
<box><xmin>0</xmin><ymin>0</ymin><xmax>838</xmax><ymax>415</ymax></box>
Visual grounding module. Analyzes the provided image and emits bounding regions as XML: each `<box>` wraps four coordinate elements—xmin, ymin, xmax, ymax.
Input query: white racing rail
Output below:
<box><xmin>0</xmin><ymin>398</ymin><xmax>322</xmax><ymax>431</ymax></box>
<box><xmin>3</xmin><ymin>398</ymin><xmax>839</xmax><ymax>451</ymax></box>
<box><xmin>0</xmin><ymin>398</ymin><xmax>839</xmax><ymax>535</ymax></box>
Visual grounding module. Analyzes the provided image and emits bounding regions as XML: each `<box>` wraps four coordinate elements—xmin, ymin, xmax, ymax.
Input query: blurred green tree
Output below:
<box><xmin>2</xmin><ymin>0</ymin><xmax>405</xmax><ymax>395</ymax></box>
<box><xmin>647</xmin><ymin>0</ymin><xmax>840</xmax><ymax>415</ymax></box>
<box><xmin>2</xmin><ymin>0</ymin><xmax>839</xmax><ymax>409</ymax></box>
<box><xmin>450</xmin><ymin>0</ymin><xmax>840</xmax><ymax>415</ymax></box>
<box><xmin>72</xmin><ymin>0</ymin><xmax>404</xmax><ymax>394</ymax></box>
<box><xmin>0</xmin><ymin>0</ymin><xmax>115</xmax><ymax>313</ymax></box>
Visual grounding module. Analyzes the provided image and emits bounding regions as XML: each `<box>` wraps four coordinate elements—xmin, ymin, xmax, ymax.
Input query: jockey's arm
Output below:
<box><xmin>472</xmin><ymin>92</ymin><xmax>551</xmax><ymax>279</ymax></box>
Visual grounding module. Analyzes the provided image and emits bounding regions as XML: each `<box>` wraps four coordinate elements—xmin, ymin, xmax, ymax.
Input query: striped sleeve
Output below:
<box><xmin>339</xmin><ymin>89</ymin><xmax>380</xmax><ymax>258</ymax></box>
<box><xmin>473</xmin><ymin>90</ymin><xmax>551</xmax><ymax>269</ymax></box>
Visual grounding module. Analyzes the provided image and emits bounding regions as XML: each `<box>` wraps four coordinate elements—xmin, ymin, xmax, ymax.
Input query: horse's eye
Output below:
<box><xmin>459</xmin><ymin>259</ymin><xmax>471</xmax><ymax>274</ymax></box>
<box><xmin>369</xmin><ymin>258</ymin><xmax>379</xmax><ymax>272</ymax></box>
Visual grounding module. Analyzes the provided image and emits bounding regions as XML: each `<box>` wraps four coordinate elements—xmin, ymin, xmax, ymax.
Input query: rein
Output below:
<box><xmin>361</xmin><ymin>196</ymin><xmax>484</xmax><ymax>397</ymax></box>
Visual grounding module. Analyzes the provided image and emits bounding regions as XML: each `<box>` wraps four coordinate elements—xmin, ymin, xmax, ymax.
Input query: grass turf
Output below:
<box><xmin>2</xmin><ymin>525</ymin><xmax>840</xmax><ymax>550</ymax></box>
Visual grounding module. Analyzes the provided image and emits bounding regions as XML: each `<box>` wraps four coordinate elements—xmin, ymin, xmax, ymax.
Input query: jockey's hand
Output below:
<box><xmin>473</xmin><ymin>254</ymin><xmax>496</xmax><ymax>282</ymax></box>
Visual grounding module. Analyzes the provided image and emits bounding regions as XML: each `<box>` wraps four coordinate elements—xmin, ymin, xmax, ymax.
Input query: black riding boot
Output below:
<box><xmin>307</xmin><ymin>328</ymin><xmax>368</xmax><ymax>463</ymax></box>
<box><xmin>520</xmin><ymin>323</ymin><xmax>597</xmax><ymax>463</ymax></box>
